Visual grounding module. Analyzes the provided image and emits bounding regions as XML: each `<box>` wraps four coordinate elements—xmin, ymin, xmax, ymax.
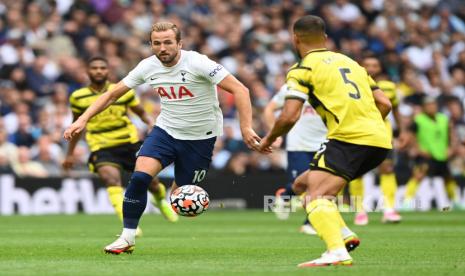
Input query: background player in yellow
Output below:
<box><xmin>258</xmin><ymin>15</ymin><xmax>392</xmax><ymax>267</ymax></box>
<box><xmin>62</xmin><ymin>57</ymin><xmax>178</xmax><ymax>236</ymax></box>
<box><xmin>349</xmin><ymin>55</ymin><xmax>402</xmax><ymax>225</ymax></box>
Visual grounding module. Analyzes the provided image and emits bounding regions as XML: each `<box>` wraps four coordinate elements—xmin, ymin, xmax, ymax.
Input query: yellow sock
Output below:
<box><xmin>380</xmin><ymin>173</ymin><xmax>397</xmax><ymax>210</ymax></box>
<box><xmin>349</xmin><ymin>177</ymin><xmax>364</xmax><ymax>212</ymax></box>
<box><xmin>107</xmin><ymin>186</ymin><xmax>124</xmax><ymax>221</ymax></box>
<box><xmin>331</xmin><ymin>200</ymin><xmax>348</xmax><ymax>229</ymax></box>
<box><xmin>446</xmin><ymin>179</ymin><xmax>458</xmax><ymax>202</ymax></box>
<box><xmin>153</xmin><ymin>182</ymin><xmax>166</xmax><ymax>201</ymax></box>
<box><xmin>307</xmin><ymin>199</ymin><xmax>345</xmax><ymax>251</ymax></box>
<box><xmin>404</xmin><ymin>178</ymin><xmax>419</xmax><ymax>200</ymax></box>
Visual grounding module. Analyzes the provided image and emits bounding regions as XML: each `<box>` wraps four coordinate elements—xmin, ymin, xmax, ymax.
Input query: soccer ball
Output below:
<box><xmin>170</xmin><ymin>185</ymin><xmax>210</xmax><ymax>217</ymax></box>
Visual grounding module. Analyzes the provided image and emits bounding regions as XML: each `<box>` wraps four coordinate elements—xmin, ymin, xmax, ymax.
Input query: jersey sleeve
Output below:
<box><xmin>194</xmin><ymin>54</ymin><xmax>230</xmax><ymax>84</ymax></box>
<box><xmin>270</xmin><ymin>84</ymin><xmax>288</xmax><ymax>109</ymax></box>
<box><xmin>368</xmin><ymin>75</ymin><xmax>379</xmax><ymax>90</ymax></box>
<box><xmin>69</xmin><ymin>93</ymin><xmax>84</xmax><ymax>115</ymax></box>
<box><xmin>122</xmin><ymin>62</ymin><xmax>146</xmax><ymax>88</ymax></box>
<box><xmin>379</xmin><ymin>81</ymin><xmax>399</xmax><ymax>108</ymax></box>
<box><xmin>126</xmin><ymin>89</ymin><xmax>140</xmax><ymax>107</ymax></box>
<box><xmin>285</xmin><ymin>67</ymin><xmax>311</xmax><ymax>101</ymax></box>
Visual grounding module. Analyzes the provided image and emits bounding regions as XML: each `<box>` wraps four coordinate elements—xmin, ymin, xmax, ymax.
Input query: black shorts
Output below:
<box><xmin>310</xmin><ymin>139</ymin><xmax>389</xmax><ymax>181</ymax></box>
<box><xmin>385</xmin><ymin>149</ymin><xmax>394</xmax><ymax>162</ymax></box>
<box><xmin>88</xmin><ymin>142</ymin><xmax>142</xmax><ymax>173</ymax></box>
<box><xmin>415</xmin><ymin>157</ymin><xmax>450</xmax><ymax>177</ymax></box>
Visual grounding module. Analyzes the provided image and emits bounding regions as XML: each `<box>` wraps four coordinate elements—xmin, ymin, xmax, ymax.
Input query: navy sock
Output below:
<box><xmin>123</xmin><ymin>171</ymin><xmax>152</xmax><ymax>229</ymax></box>
<box><xmin>283</xmin><ymin>183</ymin><xmax>296</xmax><ymax>197</ymax></box>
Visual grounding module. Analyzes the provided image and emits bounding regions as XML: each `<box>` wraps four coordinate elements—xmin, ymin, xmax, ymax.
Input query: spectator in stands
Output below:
<box><xmin>9</xmin><ymin>114</ymin><xmax>35</xmax><ymax>147</ymax></box>
<box><xmin>0</xmin><ymin>126</ymin><xmax>18</xmax><ymax>174</ymax></box>
<box><xmin>11</xmin><ymin>146</ymin><xmax>48</xmax><ymax>178</ymax></box>
<box><xmin>0</xmin><ymin>0</ymin><xmax>464</xmax><ymax>187</ymax></box>
<box><xmin>31</xmin><ymin>134</ymin><xmax>63</xmax><ymax>177</ymax></box>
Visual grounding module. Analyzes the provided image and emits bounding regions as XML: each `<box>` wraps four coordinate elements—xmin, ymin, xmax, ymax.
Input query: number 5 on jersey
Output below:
<box><xmin>339</xmin><ymin>68</ymin><xmax>361</xmax><ymax>99</ymax></box>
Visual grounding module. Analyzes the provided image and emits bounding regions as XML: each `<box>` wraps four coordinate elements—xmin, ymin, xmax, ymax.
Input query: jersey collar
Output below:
<box><xmin>304</xmin><ymin>48</ymin><xmax>328</xmax><ymax>56</ymax></box>
<box><xmin>88</xmin><ymin>81</ymin><xmax>110</xmax><ymax>94</ymax></box>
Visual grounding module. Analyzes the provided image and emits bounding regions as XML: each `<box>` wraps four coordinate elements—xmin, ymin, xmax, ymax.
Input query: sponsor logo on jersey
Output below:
<box><xmin>156</xmin><ymin>85</ymin><xmax>194</xmax><ymax>99</ymax></box>
<box><xmin>209</xmin><ymin>65</ymin><xmax>223</xmax><ymax>77</ymax></box>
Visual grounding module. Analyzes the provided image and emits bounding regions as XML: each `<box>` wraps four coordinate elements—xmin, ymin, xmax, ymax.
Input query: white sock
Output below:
<box><xmin>341</xmin><ymin>227</ymin><xmax>354</xmax><ymax>239</ymax></box>
<box><xmin>121</xmin><ymin>228</ymin><xmax>136</xmax><ymax>244</ymax></box>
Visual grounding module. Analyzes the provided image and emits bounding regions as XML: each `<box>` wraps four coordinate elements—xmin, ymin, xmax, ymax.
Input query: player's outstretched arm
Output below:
<box><xmin>63</xmin><ymin>81</ymin><xmax>130</xmax><ymax>141</ymax></box>
<box><xmin>62</xmin><ymin>113</ymin><xmax>83</xmax><ymax>170</ymax></box>
<box><xmin>259</xmin><ymin>98</ymin><xmax>303</xmax><ymax>153</ymax></box>
<box><xmin>217</xmin><ymin>74</ymin><xmax>261</xmax><ymax>150</ymax></box>
<box><xmin>373</xmin><ymin>88</ymin><xmax>392</xmax><ymax>119</ymax></box>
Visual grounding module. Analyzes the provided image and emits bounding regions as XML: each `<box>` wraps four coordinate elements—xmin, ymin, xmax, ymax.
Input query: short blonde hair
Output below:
<box><xmin>151</xmin><ymin>22</ymin><xmax>181</xmax><ymax>42</ymax></box>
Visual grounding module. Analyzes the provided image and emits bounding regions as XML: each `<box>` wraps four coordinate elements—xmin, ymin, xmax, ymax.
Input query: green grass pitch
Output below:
<box><xmin>1</xmin><ymin>210</ymin><xmax>464</xmax><ymax>275</ymax></box>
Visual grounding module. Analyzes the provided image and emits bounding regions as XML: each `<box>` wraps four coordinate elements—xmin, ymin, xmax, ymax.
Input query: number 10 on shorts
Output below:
<box><xmin>192</xmin><ymin>169</ymin><xmax>207</xmax><ymax>183</ymax></box>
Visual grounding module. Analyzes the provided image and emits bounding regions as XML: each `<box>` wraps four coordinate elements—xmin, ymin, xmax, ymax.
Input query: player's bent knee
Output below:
<box><xmin>134</xmin><ymin>156</ymin><xmax>162</xmax><ymax>177</ymax></box>
<box><xmin>292</xmin><ymin>181</ymin><xmax>306</xmax><ymax>195</ymax></box>
<box><xmin>147</xmin><ymin>178</ymin><xmax>160</xmax><ymax>193</ymax></box>
<box><xmin>102</xmin><ymin>176</ymin><xmax>121</xmax><ymax>187</ymax></box>
<box><xmin>97</xmin><ymin>166</ymin><xmax>122</xmax><ymax>186</ymax></box>
<box><xmin>379</xmin><ymin>161</ymin><xmax>393</xmax><ymax>174</ymax></box>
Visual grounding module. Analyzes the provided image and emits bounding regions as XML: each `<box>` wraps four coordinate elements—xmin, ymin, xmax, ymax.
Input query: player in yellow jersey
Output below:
<box><xmin>258</xmin><ymin>15</ymin><xmax>392</xmax><ymax>267</ymax></box>
<box><xmin>349</xmin><ymin>55</ymin><xmax>402</xmax><ymax>225</ymax></box>
<box><xmin>62</xmin><ymin>57</ymin><xmax>178</xmax><ymax>235</ymax></box>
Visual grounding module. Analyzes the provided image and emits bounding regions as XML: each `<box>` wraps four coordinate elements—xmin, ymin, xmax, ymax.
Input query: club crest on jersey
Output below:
<box><xmin>156</xmin><ymin>85</ymin><xmax>194</xmax><ymax>99</ymax></box>
<box><xmin>180</xmin><ymin>70</ymin><xmax>187</xmax><ymax>82</ymax></box>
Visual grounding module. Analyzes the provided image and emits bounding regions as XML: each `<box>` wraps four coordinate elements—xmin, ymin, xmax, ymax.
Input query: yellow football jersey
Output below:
<box><xmin>70</xmin><ymin>82</ymin><xmax>140</xmax><ymax>152</ymax></box>
<box><xmin>378</xmin><ymin>79</ymin><xmax>398</xmax><ymax>140</ymax></box>
<box><xmin>378</xmin><ymin>80</ymin><xmax>398</xmax><ymax>108</ymax></box>
<box><xmin>286</xmin><ymin>49</ymin><xmax>392</xmax><ymax>149</ymax></box>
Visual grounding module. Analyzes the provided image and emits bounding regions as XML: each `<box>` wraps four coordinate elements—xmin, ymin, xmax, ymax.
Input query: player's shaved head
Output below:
<box><xmin>293</xmin><ymin>15</ymin><xmax>326</xmax><ymax>43</ymax></box>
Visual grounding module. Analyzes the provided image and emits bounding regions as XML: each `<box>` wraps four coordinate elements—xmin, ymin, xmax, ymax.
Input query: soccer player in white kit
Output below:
<box><xmin>64</xmin><ymin>22</ymin><xmax>262</xmax><ymax>254</ymax></box>
<box><xmin>263</xmin><ymin>84</ymin><xmax>326</xmax><ymax>233</ymax></box>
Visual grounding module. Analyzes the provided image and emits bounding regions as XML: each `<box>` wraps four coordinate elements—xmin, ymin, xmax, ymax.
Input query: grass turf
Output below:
<box><xmin>0</xmin><ymin>210</ymin><xmax>464</xmax><ymax>275</ymax></box>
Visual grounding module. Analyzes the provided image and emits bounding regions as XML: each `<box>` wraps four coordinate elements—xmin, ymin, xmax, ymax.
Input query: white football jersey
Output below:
<box><xmin>272</xmin><ymin>84</ymin><xmax>327</xmax><ymax>152</ymax></box>
<box><xmin>123</xmin><ymin>50</ymin><xmax>229</xmax><ymax>140</ymax></box>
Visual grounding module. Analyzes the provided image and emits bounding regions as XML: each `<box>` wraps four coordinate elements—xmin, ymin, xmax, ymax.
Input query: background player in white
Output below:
<box><xmin>263</xmin><ymin>84</ymin><xmax>326</xmax><ymax>234</ymax></box>
<box><xmin>64</xmin><ymin>22</ymin><xmax>262</xmax><ymax>254</ymax></box>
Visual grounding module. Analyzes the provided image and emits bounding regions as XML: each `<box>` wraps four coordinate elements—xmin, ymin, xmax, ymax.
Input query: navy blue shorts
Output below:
<box><xmin>138</xmin><ymin>126</ymin><xmax>216</xmax><ymax>186</ymax></box>
<box><xmin>287</xmin><ymin>151</ymin><xmax>316</xmax><ymax>183</ymax></box>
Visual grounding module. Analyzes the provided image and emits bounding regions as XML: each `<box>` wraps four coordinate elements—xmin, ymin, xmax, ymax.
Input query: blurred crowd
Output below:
<box><xmin>0</xmin><ymin>0</ymin><xmax>465</xmax><ymax>180</ymax></box>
